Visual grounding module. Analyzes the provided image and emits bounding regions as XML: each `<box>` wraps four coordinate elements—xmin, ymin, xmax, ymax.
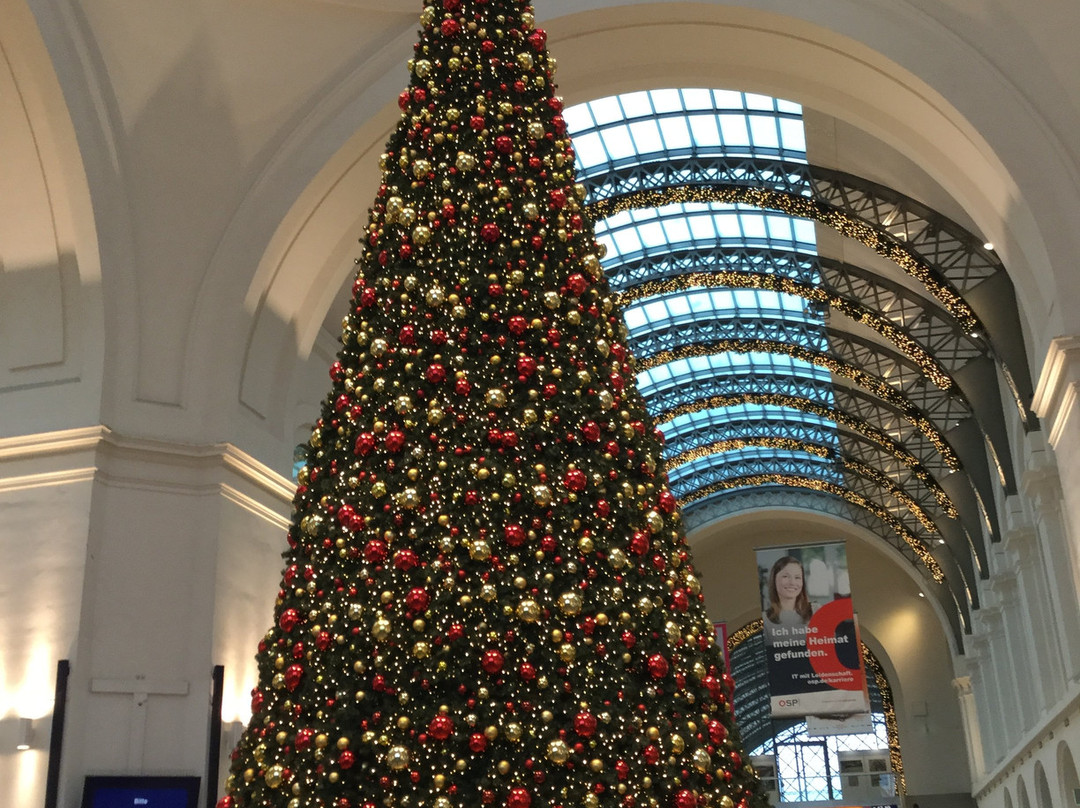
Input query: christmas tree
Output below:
<box><xmin>217</xmin><ymin>3</ymin><xmax>767</xmax><ymax>808</ymax></box>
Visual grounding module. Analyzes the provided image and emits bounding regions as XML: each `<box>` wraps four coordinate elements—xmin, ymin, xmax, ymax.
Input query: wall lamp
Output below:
<box><xmin>16</xmin><ymin>717</ymin><xmax>34</xmax><ymax>751</ymax></box>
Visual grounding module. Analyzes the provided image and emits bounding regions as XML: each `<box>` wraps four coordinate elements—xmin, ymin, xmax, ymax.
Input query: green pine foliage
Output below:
<box><xmin>218</xmin><ymin>3</ymin><xmax>768</xmax><ymax>808</ymax></box>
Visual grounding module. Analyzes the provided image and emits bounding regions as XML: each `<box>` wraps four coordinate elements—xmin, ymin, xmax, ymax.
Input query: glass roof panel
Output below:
<box><xmin>594</xmin><ymin>203</ymin><xmax>819</xmax><ymax>265</ymax></box>
<box><xmin>564</xmin><ymin>88</ymin><xmax>807</xmax><ymax>176</ymax></box>
<box><xmin>636</xmin><ymin>353</ymin><xmax>832</xmax><ymax>398</ymax></box>
<box><xmin>668</xmin><ymin>449</ymin><xmax>841</xmax><ymax>484</ymax></box>
<box><xmin>660</xmin><ymin>405</ymin><xmax>835</xmax><ymax>441</ymax></box>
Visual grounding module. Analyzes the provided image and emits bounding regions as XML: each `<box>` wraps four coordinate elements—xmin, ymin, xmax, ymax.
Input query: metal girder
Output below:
<box><xmin>610</xmin><ymin>246</ymin><xmax>990</xmax><ymax>383</ymax></box>
<box><xmin>584</xmin><ymin>158</ymin><xmax>1036</xmax><ymax>430</ymax></box>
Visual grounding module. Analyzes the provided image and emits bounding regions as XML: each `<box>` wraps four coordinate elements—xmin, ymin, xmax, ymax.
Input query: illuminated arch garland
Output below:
<box><xmin>680</xmin><ymin>473</ymin><xmax>944</xmax><ymax>581</ymax></box>
<box><xmin>618</xmin><ymin>271</ymin><xmax>954</xmax><ymax>391</ymax></box>
<box><xmin>726</xmin><ymin>620</ymin><xmax>906</xmax><ymax>796</ymax></box>
<box><xmin>587</xmin><ymin>183</ymin><xmax>1031</xmax><ymax>424</ymax></box>
<box><xmin>639</xmin><ymin>338</ymin><xmax>962</xmax><ymax>464</ymax></box>
<box><xmin>667</xmin><ymin>436</ymin><xmax>942</xmax><ymax>533</ymax></box>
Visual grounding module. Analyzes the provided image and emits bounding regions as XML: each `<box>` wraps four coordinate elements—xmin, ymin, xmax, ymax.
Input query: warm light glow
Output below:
<box><xmin>14</xmin><ymin>645</ymin><xmax>57</xmax><ymax>720</ymax></box>
<box><xmin>16</xmin><ymin>718</ymin><xmax>33</xmax><ymax>751</ymax></box>
<box><xmin>983</xmin><ymin>242</ymin><xmax>994</xmax><ymax>251</ymax></box>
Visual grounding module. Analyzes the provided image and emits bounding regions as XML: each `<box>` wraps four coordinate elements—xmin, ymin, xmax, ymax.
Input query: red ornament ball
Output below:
<box><xmin>279</xmin><ymin>608</ymin><xmax>300</xmax><ymax>633</ymax></box>
<box><xmin>647</xmin><ymin>654</ymin><xmax>669</xmax><ymax>679</ymax></box>
<box><xmin>284</xmin><ymin>664</ymin><xmax>304</xmax><ymax>691</ymax></box>
<box><xmin>440</xmin><ymin>18</ymin><xmax>460</xmax><ymax>37</ymax></box>
<box><xmin>406</xmin><ymin>587</ymin><xmax>430</xmax><ymax>614</ymax></box>
<box><xmin>339</xmin><ymin>750</ymin><xmax>355</xmax><ymax>770</ymax></box>
<box><xmin>573</xmin><ymin>711</ymin><xmax>597</xmax><ymax>737</ymax></box>
<box><xmin>674</xmin><ymin>790</ymin><xmax>697</xmax><ymax>808</ymax></box>
<box><xmin>428</xmin><ymin>714</ymin><xmax>455</xmax><ymax>740</ymax></box>
<box><xmin>481</xmin><ymin>223</ymin><xmax>501</xmax><ymax>242</ymax></box>
<box><xmin>507</xmin><ymin>787</ymin><xmax>532</xmax><ymax>808</ymax></box>
<box><xmin>563</xmin><ymin>469</ymin><xmax>587</xmax><ymax>492</ymax></box>
<box><xmin>482</xmin><ymin>649</ymin><xmax>505</xmax><ymax>674</ymax></box>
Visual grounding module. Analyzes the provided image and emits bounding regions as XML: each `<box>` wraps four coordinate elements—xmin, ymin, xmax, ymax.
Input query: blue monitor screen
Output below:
<box><xmin>82</xmin><ymin>777</ymin><xmax>200</xmax><ymax>808</ymax></box>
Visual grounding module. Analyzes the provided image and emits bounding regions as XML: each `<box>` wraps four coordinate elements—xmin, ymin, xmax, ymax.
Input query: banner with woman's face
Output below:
<box><xmin>755</xmin><ymin>542</ymin><xmax>869</xmax><ymax>718</ymax></box>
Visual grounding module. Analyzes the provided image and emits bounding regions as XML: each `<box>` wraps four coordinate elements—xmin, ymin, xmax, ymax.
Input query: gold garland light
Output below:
<box><xmin>616</xmin><ymin>270</ymin><xmax>955</xmax><ymax>392</ymax></box>
<box><xmin>682</xmin><ymin>473</ymin><xmax>945</xmax><ymax>581</ymax></box>
<box><xmin>588</xmin><ymin>185</ymin><xmax>979</xmax><ymax>334</ymax></box>
<box><xmin>668</xmin><ymin>437</ymin><xmax>942</xmax><ymax>534</ymax></box>
<box><xmin>642</xmin><ymin>339</ymin><xmax>961</xmax><ymax>468</ymax></box>
<box><xmin>658</xmin><ymin>391</ymin><xmax>959</xmax><ymax>516</ymax></box>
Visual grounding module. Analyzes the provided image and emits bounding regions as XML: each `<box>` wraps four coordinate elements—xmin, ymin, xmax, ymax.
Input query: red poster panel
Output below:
<box><xmin>755</xmin><ymin>542</ymin><xmax>869</xmax><ymax>718</ymax></box>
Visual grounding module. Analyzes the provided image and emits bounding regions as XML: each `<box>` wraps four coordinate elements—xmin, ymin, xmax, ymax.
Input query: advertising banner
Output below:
<box><xmin>756</xmin><ymin>542</ymin><xmax>869</xmax><ymax>718</ymax></box>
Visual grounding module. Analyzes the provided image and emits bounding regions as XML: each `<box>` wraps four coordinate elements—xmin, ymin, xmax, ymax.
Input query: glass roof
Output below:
<box><xmin>566</xmin><ymin>89</ymin><xmax>840</xmax><ymax>502</ymax></box>
<box><xmin>668</xmin><ymin>450</ymin><xmax>843</xmax><ymax>491</ymax></box>
<box><xmin>660</xmin><ymin>404</ymin><xmax>836</xmax><ymax>443</ymax></box>
<box><xmin>637</xmin><ymin>353</ymin><xmax>831</xmax><ymax>399</ymax></box>
<box><xmin>563</xmin><ymin>89</ymin><xmax>806</xmax><ymax>179</ymax></box>
<box><xmin>595</xmin><ymin>203</ymin><xmax>818</xmax><ymax>267</ymax></box>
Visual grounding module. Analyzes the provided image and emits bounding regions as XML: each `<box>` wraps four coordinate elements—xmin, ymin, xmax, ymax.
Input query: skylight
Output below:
<box><xmin>566</xmin><ymin>89</ymin><xmax>838</xmax><ymax>509</ymax></box>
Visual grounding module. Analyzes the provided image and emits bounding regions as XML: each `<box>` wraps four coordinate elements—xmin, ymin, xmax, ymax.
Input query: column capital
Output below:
<box><xmin>952</xmin><ymin>675</ymin><xmax>973</xmax><ymax>696</ymax></box>
<box><xmin>1032</xmin><ymin>335</ymin><xmax>1080</xmax><ymax>448</ymax></box>
<box><xmin>987</xmin><ymin>573</ymin><xmax>1020</xmax><ymax>604</ymax></box>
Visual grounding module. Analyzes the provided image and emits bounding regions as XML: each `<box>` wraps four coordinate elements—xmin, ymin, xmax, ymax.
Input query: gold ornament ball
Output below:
<box><xmin>559</xmin><ymin>591</ymin><xmax>583</xmax><ymax>616</ymax></box>
<box><xmin>412</xmin><ymin>159</ymin><xmax>432</xmax><ymax>178</ymax></box>
<box><xmin>387</xmin><ymin>745</ymin><xmax>411</xmax><ymax>771</ymax></box>
<box><xmin>720</xmin><ymin>798</ymin><xmax>735</xmax><ymax>808</ymax></box>
<box><xmin>505</xmin><ymin>723</ymin><xmax>523</xmax><ymax>742</ymax></box>
<box><xmin>547</xmin><ymin>739</ymin><xmax>570</xmax><ymax>764</ymax></box>
<box><xmin>486</xmin><ymin>388</ymin><xmax>508</xmax><ymax>407</ymax></box>
<box><xmin>264</xmin><ymin>765</ymin><xmax>285</xmax><ymax>789</ymax></box>
<box><xmin>412</xmin><ymin>225</ymin><xmax>432</xmax><ymax>245</ymax></box>
<box><xmin>372</xmin><ymin>617</ymin><xmax>392</xmax><ymax>641</ymax></box>
<box><xmin>516</xmin><ymin>599</ymin><xmax>541</xmax><ymax>622</ymax></box>
<box><xmin>426</xmin><ymin>284</ymin><xmax>446</xmax><ymax>307</ymax></box>
<box><xmin>693</xmin><ymin>748</ymin><xmax>712</xmax><ymax>773</ymax></box>
<box><xmin>470</xmin><ymin>540</ymin><xmax>492</xmax><ymax>561</ymax></box>
<box><xmin>533</xmin><ymin>485</ymin><xmax>553</xmax><ymax>506</ymax></box>
<box><xmin>456</xmin><ymin>152</ymin><xmax>477</xmax><ymax>172</ymax></box>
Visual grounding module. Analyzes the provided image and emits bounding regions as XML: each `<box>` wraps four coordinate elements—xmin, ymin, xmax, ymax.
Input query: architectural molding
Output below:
<box><xmin>1032</xmin><ymin>335</ymin><xmax>1080</xmax><ymax>448</ymax></box>
<box><xmin>0</xmin><ymin>425</ymin><xmax>294</xmax><ymax>506</ymax></box>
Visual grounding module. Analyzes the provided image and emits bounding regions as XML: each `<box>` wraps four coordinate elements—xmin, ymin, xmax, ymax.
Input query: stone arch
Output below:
<box><xmin>0</xmin><ymin>0</ymin><xmax>105</xmax><ymax>432</ymax></box>
<box><xmin>224</xmin><ymin>3</ymin><xmax>1069</xmax><ymax>446</ymax></box>
<box><xmin>1019</xmin><ymin>775</ymin><xmax>1033</xmax><ymax>808</ymax></box>
<box><xmin>1059</xmin><ymin>742</ymin><xmax>1080</xmax><ymax>808</ymax></box>
<box><xmin>1037</xmin><ymin>762</ymin><xmax>1056</xmax><ymax>808</ymax></box>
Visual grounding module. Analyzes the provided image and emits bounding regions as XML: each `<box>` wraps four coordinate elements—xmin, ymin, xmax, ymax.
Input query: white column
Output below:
<box><xmin>953</xmin><ymin>674</ymin><xmax>985</xmax><ymax>780</ymax></box>
<box><xmin>1002</xmin><ymin>525</ymin><xmax>1064</xmax><ymax>710</ymax></box>
<box><xmin>987</xmin><ymin>572</ymin><xmax>1039</xmax><ymax>730</ymax></box>
<box><xmin>1031</xmin><ymin>336</ymin><xmax>1080</xmax><ymax>681</ymax></box>
<box><xmin>1021</xmin><ymin>462</ymin><xmax>1080</xmax><ymax>682</ymax></box>
<box><xmin>966</xmin><ymin>634</ymin><xmax>1006</xmax><ymax>765</ymax></box>
<box><xmin>974</xmin><ymin>605</ymin><xmax>1023</xmax><ymax>746</ymax></box>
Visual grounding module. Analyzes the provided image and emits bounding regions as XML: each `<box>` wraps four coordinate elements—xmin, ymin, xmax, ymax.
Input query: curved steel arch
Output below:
<box><xmin>668</xmin><ymin>435</ymin><xmax>942</xmax><ymax>535</ymax></box>
<box><xmin>614</xmin><ymin>253</ymin><xmax>987</xmax><ymax>391</ymax></box>
<box><xmin>637</xmin><ymin>336</ymin><xmax>967</xmax><ymax>453</ymax></box>
<box><xmin>682</xmin><ymin>472</ymin><xmax>943</xmax><ymax>578</ymax></box>
<box><xmin>653</xmin><ymin>385</ymin><xmax>994</xmax><ymax>567</ymax></box>
<box><xmin>585</xmin><ymin>166</ymin><xmax>1035</xmax><ymax>429</ymax></box>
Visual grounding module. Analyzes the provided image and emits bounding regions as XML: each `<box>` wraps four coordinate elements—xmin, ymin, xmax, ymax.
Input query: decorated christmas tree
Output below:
<box><xmin>217</xmin><ymin>3</ymin><xmax>767</xmax><ymax>808</ymax></box>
